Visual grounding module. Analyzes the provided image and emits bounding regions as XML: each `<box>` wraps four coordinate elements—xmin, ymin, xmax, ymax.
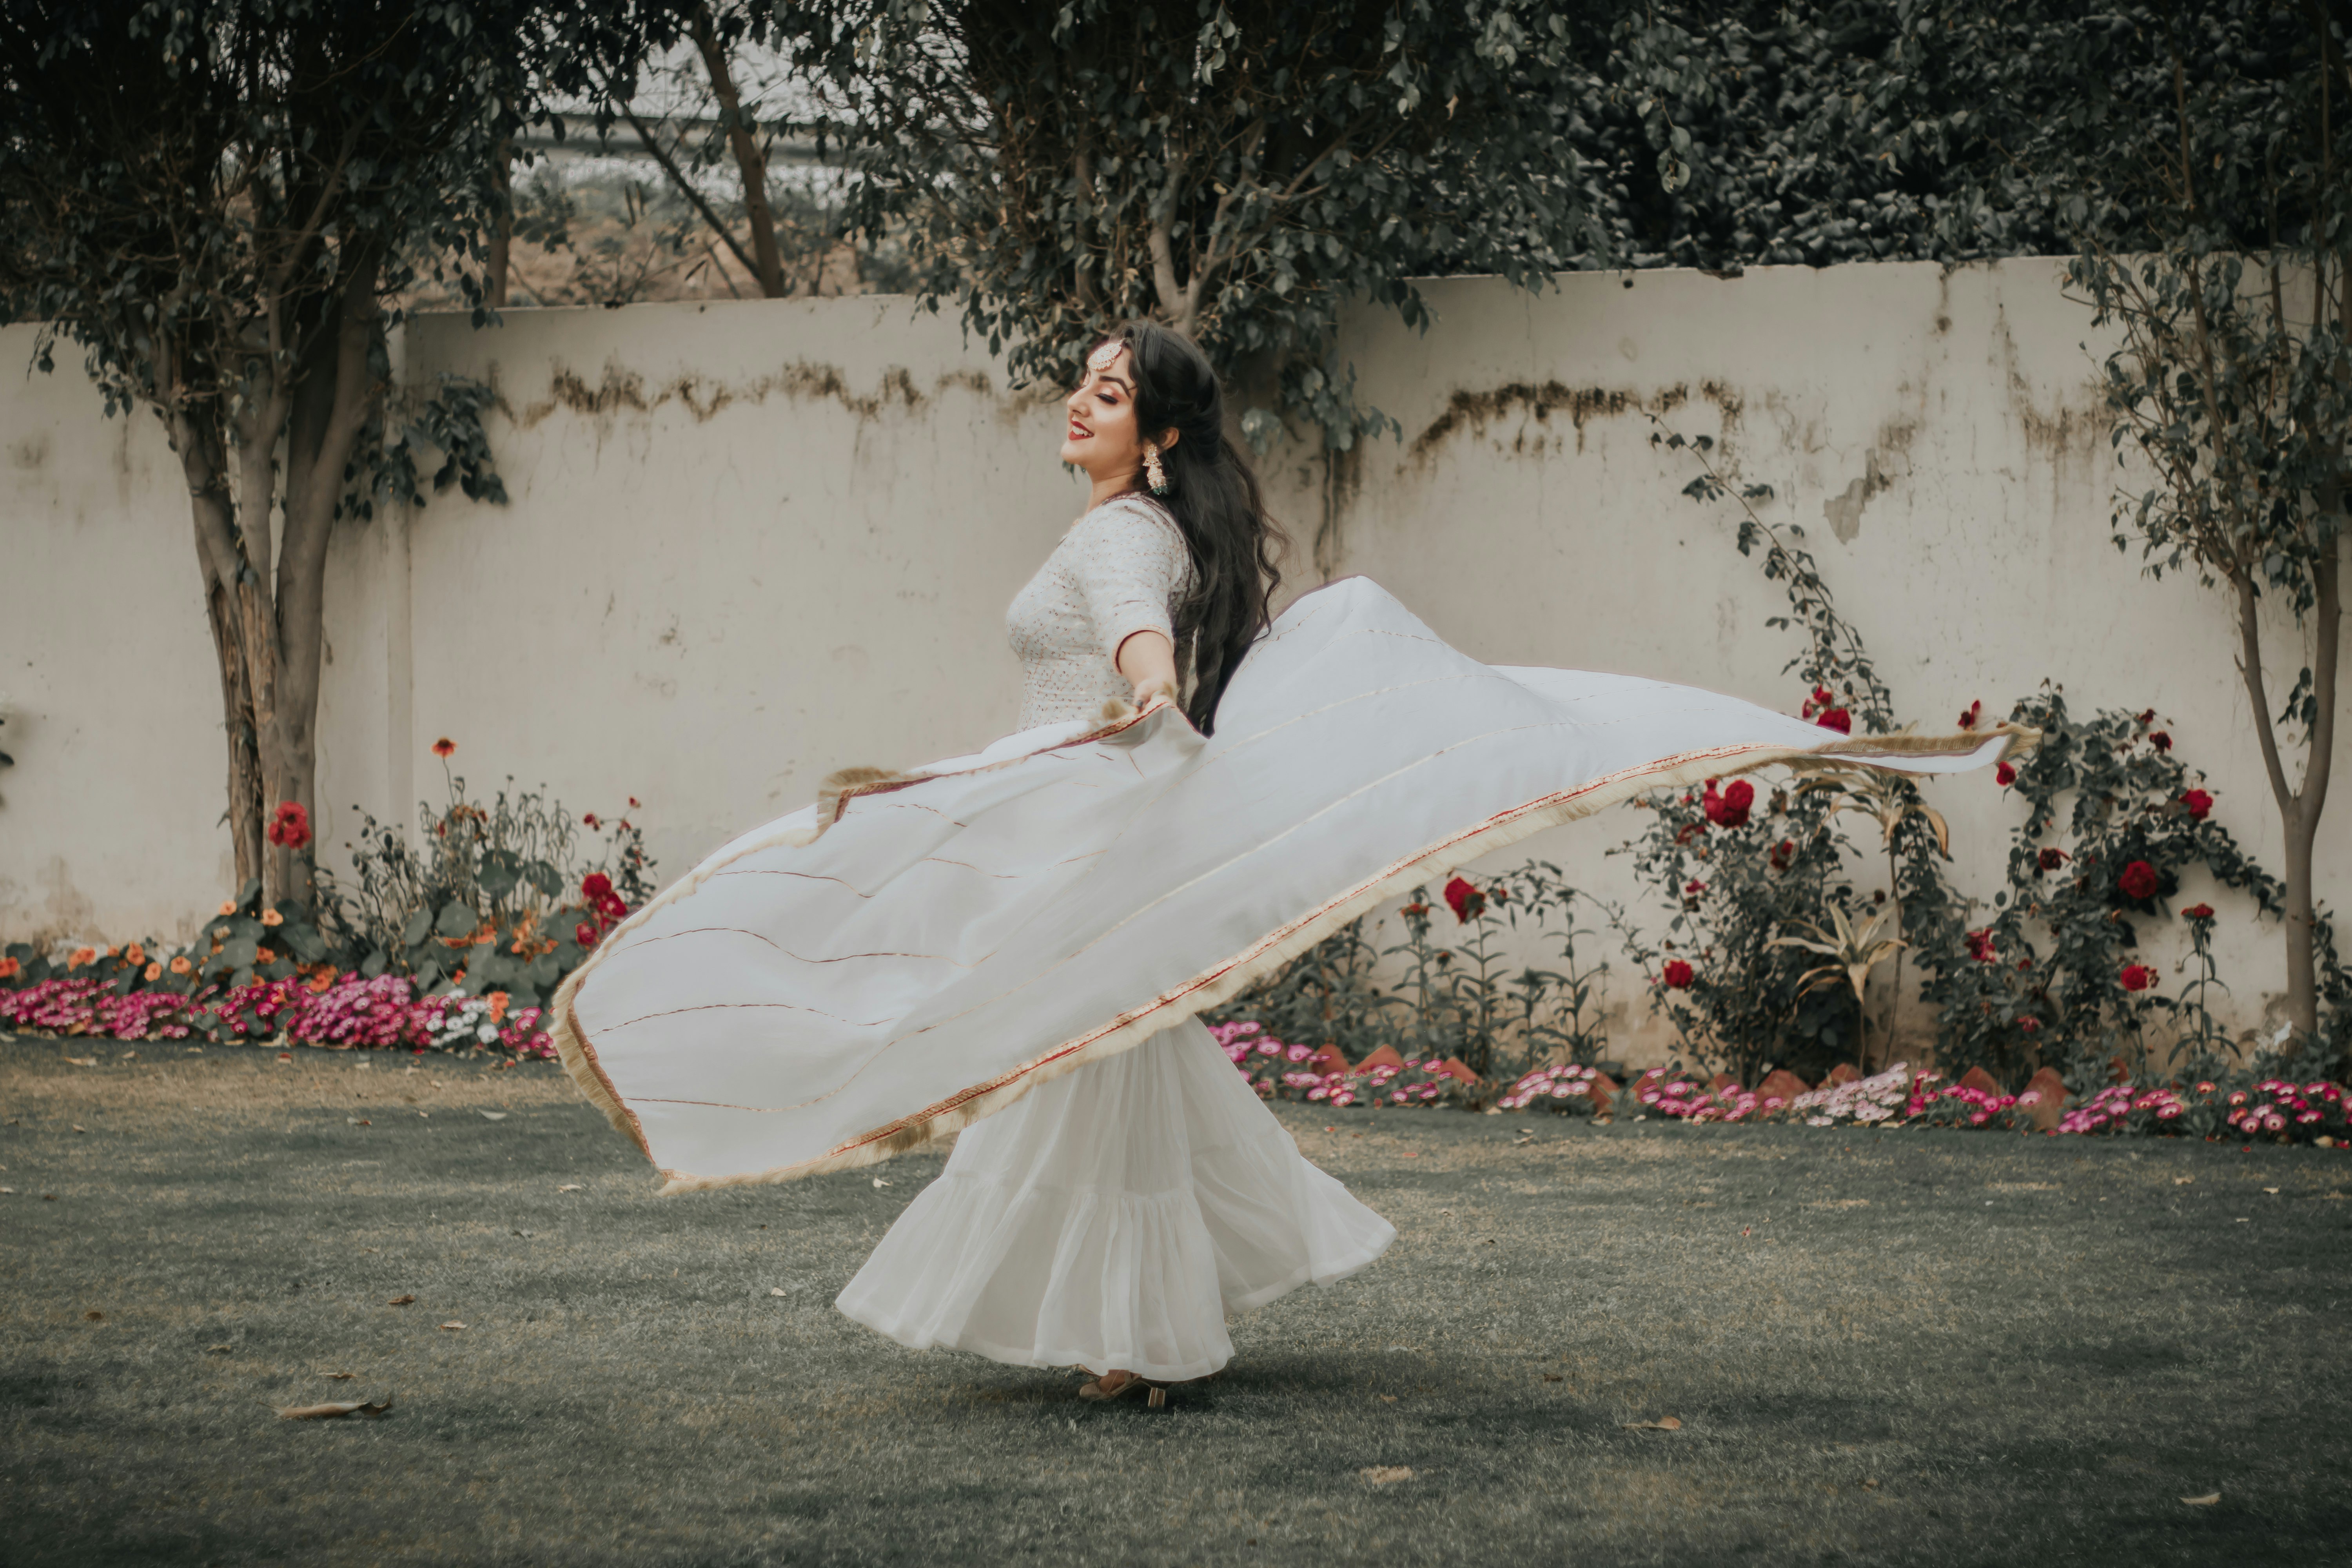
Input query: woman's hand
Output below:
<box><xmin>1115</xmin><ymin>630</ymin><xmax>1182</xmax><ymax>710</ymax></box>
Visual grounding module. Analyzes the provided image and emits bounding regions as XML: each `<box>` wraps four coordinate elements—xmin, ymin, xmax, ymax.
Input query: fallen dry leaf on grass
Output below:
<box><xmin>1623</xmin><ymin>1417</ymin><xmax>1683</xmax><ymax>1431</ymax></box>
<box><xmin>2174</xmin><ymin>1177</ymin><xmax>2195</xmax><ymax>1185</ymax></box>
<box><xmin>63</xmin><ymin>1057</ymin><xmax>97</xmax><ymax>1067</ymax></box>
<box><xmin>438</xmin><ymin>1321</ymin><xmax>465</xmax><ymax>1331</ymax></box>
<box><xmin>387</xmin><ymin>1294</ymin><xmax>415</xmax><ymax>1306</ymax></box>
<box><xmin>71</xmin><ymin>1125</ymin><xmax>85</xmax><ymax>1133</ymax></box>
<box><xmin>206</xmin><ymin>1345</ymin><xmax>232</xmax><ymax>1354</ymax></box>
<box><xmin>1542</xmin><ymin>1374</ymin><xmax>1564</xmax><ymax>1383</ymax></box>
<box><xmin>276</xmin><ymin>1053</ymin><xmax>293</xmax><ymax>1063</ymax></box>
<box><xmin>478</xmin><ymin>1111</ymin><xmax>506</xmax><ymax>1121</ymax></box>
<box><xmin>1359</xmin><ymin>1466</ymin><xmax>1414</xmax><ymax>1485</ymax></box>
<box><xmin>557</xmin><ymin>1184</ymin><xmax>583</xmax><ymax>1192</ymax></box>
<box><xmin>277</xmin><ymin>1397</ymin><xmax>392</xmax><ymax>1420</ymax></box>
<box><xmin>83</xmin><ymin>1310</ymin><xmax>103</xmax><ymax>1321</ymax></box>
<box><xmin>2182</xmin><ymin>1492</ymin><xmax>2220</xmax><ymax>1506</ymax></box>
<box><xmin>323</xmin><ymin>1372</ymin><xmax>356</xmax><ymax>1381</ymax></box>
<box><xmin>871</xmin><ymin>1178</ymin><xmax>892</xmax><ymax>1188</ymax></box>
<box><xmin>2263</xmin><ymin>1187</ymin><xmax>2280</xmax><ymax>1194</ymax></box>
<box><xmin>769</xmin><ymin>1288</ymin><xmax>788</xmax><ymax>1297</ymax></box>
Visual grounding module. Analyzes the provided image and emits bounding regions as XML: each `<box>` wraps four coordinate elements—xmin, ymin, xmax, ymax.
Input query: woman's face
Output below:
<box><xmin>1061</xmin><ymin>343</ymin><xmax>1145</xmax><ymax>480</ymax></box>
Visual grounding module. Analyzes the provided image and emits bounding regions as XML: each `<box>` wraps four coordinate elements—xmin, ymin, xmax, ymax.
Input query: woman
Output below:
<box><xmin>550</xmin><ymin>321</ymin><xmax>2027</xmax><ymax>1404</ymax></box>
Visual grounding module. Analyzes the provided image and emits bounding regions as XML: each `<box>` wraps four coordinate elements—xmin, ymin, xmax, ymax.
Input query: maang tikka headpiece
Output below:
<box><xmin>1086</xmin><ymin>339</ymin><xmax>1123</xmax><ymax>371</ymax></box>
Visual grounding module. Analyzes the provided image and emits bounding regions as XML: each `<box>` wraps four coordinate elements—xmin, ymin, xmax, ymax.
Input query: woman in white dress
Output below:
<box><xmin>833</xmin><ymin>323</ymin><xmax>1392</xmax><ymax>1401</ymax></box>
<box><xmin>548</xmin><ymin>324</ymin><xmax>2029</xmax><ymax>1407</ymax></box>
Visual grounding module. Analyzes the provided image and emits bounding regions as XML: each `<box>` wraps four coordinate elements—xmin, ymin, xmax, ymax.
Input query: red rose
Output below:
<box><xmin>2181</xmin><ymin>902</ymin><xmax>2215</xmax><ymax>920</ymax></box>
<box><xmin>582</xmin><ymin>873</ymin><xmax>614</xmax><ymax>900</ymax></box>
<box><xmin>1443</xmin><ymin>876</ymin><xmax>1486</xmax><ymax>924</ymax></box>
<box><xmin>1995</xmin><ymin>762</ymin><xmax>2017</xmax><ymax>786</ymax></box>
<box><xmin>575</xmin><ymin>923</ymin><xmax>599</xmax><ymax>948</ymax></box>
<box><xmin>1399</xmin><ymin>902</ymin><xmax>1428</xmax><ymax>917</ymax></box>
<box><xmin>265</xmin><ymin>800</ymin><xmax>312</xmax><ymax>851</ymax></box>
<box><xmin>2136</xmin><ymin>708</ymin><xmax>2157</xmax><ymax>726</ymax></box>
<box><xmin>2019</xmin><ymin>1017</ymin><xmax>2040</xmax><ymax>1034</ymax></box>
<box><xmin>2181</xmin><ymin>788</ymin><xmax>2213</xmax><ymax>820</ymax></box>
<box><xmin>628</xmin><ymin>797</ymin><xmax>642</xmax><ymax>809</ymax></box>
<box><xmin>2149</xmin><ymin>730</ymin><xmax>2171</xmax><ymax>752</ymax></box>
<box><xmin>1816</xmin><ymin>707</ymin><xmax>1852</xmax><ymax>735</ymax></box>
<box><xmin>1684</xmin><ymin>879</ymin><xmax>1708</xmax><ymax>896</ymax></box>
<box><xmin>1675</xmin><ymin>820</ymin><xmax>1708</xmax><ymax>845</ymax></box>
<box><xmin>1769</xmin><ymin>838</ymin><xmax>1796</xmax><ymax>872</ymax></box>
<box><xmin>2118</xmin><ymin>860</ymin><xmax>2159</xmax><ymax>900</ymax></box>
<box><xmin>583</xmin><ymin>812</ymin><xmax>601</xmax><ymax>829</ymax></box>
<box><xmin>1662</xmin><ymin>959</ymin><xmax>1694</xmax><ymax>989</ymax></box>
<box><xmin>2119</xmin><ymin>964</ymin><xmax>2155</xmax><ymax>993</ymax></box>
<box><xmin>1800</xmin><ymin>684</ymin><xmax>1837</xmax><ymax>721</ymax></box>
<box><xmin>2037</xmin><ymin>847</ymin><xmax>2067</xmax><ymax>872</ymax></box>
<box><xmin>1965</xmin><ymin>928</ymin><xmax>1997</xmax><ymax>963</ymax></box>
<box><xmin>1958</xmin><ymin>700</ymin><xmax>1982</xmax><ymax>731</ymax></box>
<box><xmin>1703</xmin><ymin>778</ymin><xmax>1755</xmax><ymax>829</ymax></box>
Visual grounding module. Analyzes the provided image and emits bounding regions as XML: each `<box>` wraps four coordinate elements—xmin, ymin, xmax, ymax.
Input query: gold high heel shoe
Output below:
<box><xmin>1077</xmin><ymin>1370</ymin><xmax>1165</xmax><ymax>1407</ymax></box>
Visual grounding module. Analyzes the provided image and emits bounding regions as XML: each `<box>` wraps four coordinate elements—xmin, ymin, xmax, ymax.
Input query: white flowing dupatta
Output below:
<box><xmin>552</xmin><ymin>577</ymin><xmax>2030</xmax><ymax>1192</ymax></box>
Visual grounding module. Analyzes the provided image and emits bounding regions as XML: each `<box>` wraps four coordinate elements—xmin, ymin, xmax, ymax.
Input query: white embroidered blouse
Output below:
<box><xmin>1007</xmin><ymin>496</ymin><xmax>1194</xmax><ymax>729</ymax></box>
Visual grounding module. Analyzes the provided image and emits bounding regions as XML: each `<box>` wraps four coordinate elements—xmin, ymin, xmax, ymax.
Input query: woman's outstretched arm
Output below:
<box><xmin>1115</xmin><ymin>629</ymin><xmax>1181</xmax><ymax>708</ymax></box>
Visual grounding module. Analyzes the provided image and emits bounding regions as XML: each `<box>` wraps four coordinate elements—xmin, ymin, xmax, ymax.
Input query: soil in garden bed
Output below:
<box><xmin>2</xmin><ymin>1036</ymin><xmax>2346</xmax><ymax>1567</ymax></box>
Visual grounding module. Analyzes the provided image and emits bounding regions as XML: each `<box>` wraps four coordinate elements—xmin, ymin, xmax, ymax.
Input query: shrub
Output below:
<box><xmin>312</xmin><ymin>752</ymin><xmax>654</xmax><ymax>1011</ymax></box>
<box><xmin>1203</xmin><ymin>862</ymin><xmax>1616</xmax><ymax>1085</ymax></box>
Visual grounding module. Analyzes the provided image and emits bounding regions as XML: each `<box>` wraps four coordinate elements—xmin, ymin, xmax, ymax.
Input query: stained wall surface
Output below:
<box><xmin>4</xmin><ymin>261</ymin><xmax>2341</xmax><ymax>1060</ymax></box>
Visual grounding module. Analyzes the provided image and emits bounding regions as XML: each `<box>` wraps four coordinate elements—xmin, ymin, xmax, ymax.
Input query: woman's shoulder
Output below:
<box><xmin>1069</xmin><ymin>493</ymin><xmax>1183</xmax><ymax>549</ymax></box>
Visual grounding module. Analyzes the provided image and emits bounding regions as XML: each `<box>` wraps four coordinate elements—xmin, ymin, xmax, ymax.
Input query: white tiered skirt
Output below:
<box><xmin>834</xmin><ymin>1016</ymin><xmax>1396</xmax><ymax>1383</ymax></box>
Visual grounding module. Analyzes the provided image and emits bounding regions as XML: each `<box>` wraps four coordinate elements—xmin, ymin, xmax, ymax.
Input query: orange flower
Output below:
<box><xmin>432</xmin><ymin>737</ymin><xmax>456</xmax><ymax>757</ymax></box>
<box><xmin>0</xmin><ymin>956</ymin><xmax>19</xmax><ymax>980</ymax></box>
<box><xmin>106</xmin><ymin>945</ymin><xmax>120</xmax><ymax>958</ymax></box>
<box><xmin>169</xmin><ymin>956</ymin><xmax>192</xmax><ymax>976</ymax></box>
<box><xmin>254</xmin><ymin>946</ymin><xmax>276</xmax><ymax>965</ymax></box>
<box><xmin>487</xmin><ymin>991</ymin><xmax>510</xmax><ymax>1024</ymax></box>
<box><xmin>68</xmin><ymin>947</ymin><xmax>96</xmax><ymax>970</ymax></box>
<box><xmin>125</xmin><ymin>942</ymin><xmax>145</xmax><ymax>967</ymax></box>
<box><xmin>143</xmin><ymin>962</ymin><xmax>162</xmax><ymax>982</ymax></box>
<box><xmin>260</xmin><ymin>909</ymin><xmax>284</xmax><ymax>928</ymax></box>
<box><xmin>219</xmin><ymin>900</ymin><xmax>237</xmax><ymax>916</ymax></box>
<box><xmin>307</xmin><ymin>972</ymin><xmax>334</xmax><ymax>993</ymax></box>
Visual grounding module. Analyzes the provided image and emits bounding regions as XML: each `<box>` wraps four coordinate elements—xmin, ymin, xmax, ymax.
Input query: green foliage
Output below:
<box><xmin>1205</xmin><ymin>862</ymin><xmax>1615</xmax><ymax>1084</ymax></box>
<box><xmin>0</xmin><ymin>879</ymin><xmax>340</xmax><ymax>998</ymax></box>
<box><xmin>785</xmin><ymin>0</ymin><xmax>1610</xmax><ymax>450</ymax></box>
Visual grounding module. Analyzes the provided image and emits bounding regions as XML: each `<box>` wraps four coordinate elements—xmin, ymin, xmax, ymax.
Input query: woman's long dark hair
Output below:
<box><xmin>1095</xmin><ymin>320</ymin><xmax>1285</xmax><ymax>735</ymax></box>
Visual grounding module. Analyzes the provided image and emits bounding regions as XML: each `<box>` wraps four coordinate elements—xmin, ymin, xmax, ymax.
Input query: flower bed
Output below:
<box><xmin>0</xmin><ymin>972</ymin><xmax>555</xmax><ymax>1059</ymax></box>
<box><xmin>1206</xmin><ymin>1018</ymin><xmax>2349</xmax><ymax>1149</ymax></box>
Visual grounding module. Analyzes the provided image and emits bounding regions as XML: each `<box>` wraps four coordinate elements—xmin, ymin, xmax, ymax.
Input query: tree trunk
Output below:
<box><xmin>163</xmin><ymin>368</ymin><xmax>265</xmax><ymax>893</ymax></box>
<box><xmin>268</xmin><ymin>256</ymin><xmax>387</xmax><ymax>908</ymax></box>
<box><xmin>690</xmin><ymin>3</ymin><xmax>784</xmax><ymax>298</ymax></box>
<box><xmin>487</xmin><ymin>136</ymin><xmax>513</xmax><ymax>309</ymax></box>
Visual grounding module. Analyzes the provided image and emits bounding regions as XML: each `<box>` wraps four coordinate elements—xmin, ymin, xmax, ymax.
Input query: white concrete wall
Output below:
<box><xmin>5</xmin><ymin>260</ymin><xmax>2342</xmax><ymax>1062</ymax></box>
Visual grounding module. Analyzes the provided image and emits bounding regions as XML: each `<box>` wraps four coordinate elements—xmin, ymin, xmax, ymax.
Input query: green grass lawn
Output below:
<box><xmin>2</xmin><ymin>1035</ymin><xmax>2346</xmax><ymax>1566</ymax></box>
